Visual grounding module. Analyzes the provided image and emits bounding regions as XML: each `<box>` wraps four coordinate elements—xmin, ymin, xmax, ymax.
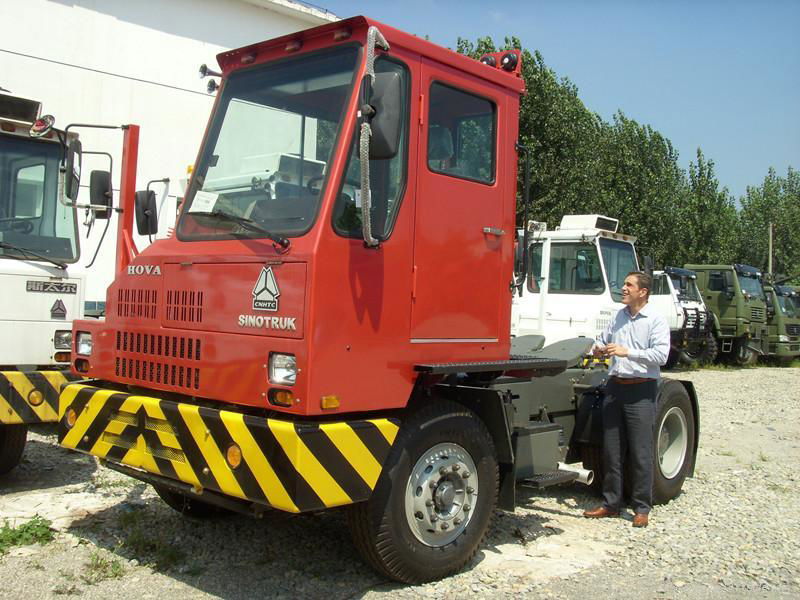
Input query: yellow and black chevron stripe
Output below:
<box><xmin>0</xmin><ymin>370</ymin><xmax>80</xmax><ymax>425</ymax></box>
<box><xmin>59</xmin><ymin>383</ymin><xmax>400</xmax><ymax>513</ymax></box>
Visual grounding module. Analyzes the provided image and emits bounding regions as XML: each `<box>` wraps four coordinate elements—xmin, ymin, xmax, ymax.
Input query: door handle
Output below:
<box><xmin>482</xmin><ymin>227</ymin><xmax>505</xmax><ymax>236</ymax></box>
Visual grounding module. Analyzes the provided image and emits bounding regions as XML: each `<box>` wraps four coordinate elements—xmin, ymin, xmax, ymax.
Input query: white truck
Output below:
<box><xmin>650</xmin><ymin>267</ymin><xmax>716</xmax><ymax>367</ymax></box>
<box><xmin>0</xmin><ymin>93</ymin><xmax>87</xmax><ymax>472</ymax></box>
<box><xmin>511</xmin><ymin>214</ymin><xmax>639</xmax><ymax>345</ymax></box>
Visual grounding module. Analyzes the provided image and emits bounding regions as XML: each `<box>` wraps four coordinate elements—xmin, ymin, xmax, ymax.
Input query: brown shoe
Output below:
<box><xmin>583</xmin><ymin>506</ymin><xmax>619</xmax><ymax>519</ymax></box>
<box><xmin>632</xmin><ymin>513</ymin><xmax>649</xmax><ymax>528</ymax></box>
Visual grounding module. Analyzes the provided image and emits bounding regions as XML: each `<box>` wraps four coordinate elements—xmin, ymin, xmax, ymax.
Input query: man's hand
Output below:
<box><xmin>592</xmin><ymin>344</ymin><xmax>606</xmax><ymax>358</ymax></box>
<box><xmin>604</xmin><ymin>343</ymin><xmax>629</xmax><ymax>358</ymax></box>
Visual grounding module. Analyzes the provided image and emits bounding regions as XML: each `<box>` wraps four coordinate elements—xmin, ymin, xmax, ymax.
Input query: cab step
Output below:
<box><xmin>524</xmin><ymin>470</ymin><xmax>579</xmax><ymax>489</ymax></box>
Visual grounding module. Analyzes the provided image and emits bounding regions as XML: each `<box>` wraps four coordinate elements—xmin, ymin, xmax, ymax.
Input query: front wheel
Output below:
<box><xmin>653</xmin><ymin>382</ymin><xmax>696</xmax><ymax>504</ymax></box>
<box><xmin>730</xmin><ymin>339</ymin><xmax>758</xmax><ymax>366</ymax></box>
<box><xmin>0</xmin><ymin>424</ymin><xmax>28</xmax><ymax>475</ymax></box>
<box><xmin>347</xmin><ymin>400</ymin><xmax>498</xmax><ymax>583</ymax></box>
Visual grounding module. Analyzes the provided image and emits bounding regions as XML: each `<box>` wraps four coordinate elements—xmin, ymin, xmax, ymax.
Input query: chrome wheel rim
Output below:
<box><xmin>658</xmin><ymin>406</ymin><xmax>688</xmax><ymax>479</ymax></box>
<box><xmin>405</xmin><ymin>442</ymin><xmax>478</xmax><ymax>547</ymax></box>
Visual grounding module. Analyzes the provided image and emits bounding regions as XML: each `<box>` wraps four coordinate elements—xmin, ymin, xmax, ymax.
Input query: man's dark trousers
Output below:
<box><xmin>601</xmin><ymin>378</ymin><xmax>658</xmax><ymax>514</ymax></box>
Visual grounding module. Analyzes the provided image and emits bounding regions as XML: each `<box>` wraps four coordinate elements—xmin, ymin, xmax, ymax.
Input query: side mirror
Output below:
<box><xmin>368</xmin><ymin>71</ymin><xmax>402</xmax><ymax>159</ymax></box>
<box><xmin>135</xmin><ymin>190</ymin><xmax>158</xmax><ymax>235</ymax></box>
<box><xmin>63</xmin><ymin>139</ymin><xmax>82</xmax><ymax>201</ymax></box>
<box><xmin>89</xmin><ymin>170</ymin><xmax>112</xmax><ymax>219</ymax></box>
<box><xmin>643</xmin><ymin>255</ymin><xmax>655</xmax><ymax>276</ymax></box>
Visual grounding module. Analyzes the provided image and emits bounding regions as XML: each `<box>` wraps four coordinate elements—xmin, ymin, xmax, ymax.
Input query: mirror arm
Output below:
<box><xmin>60</xmin><ymin>123</ymin><xmax>127</xmax><ymax>209</ymax></box>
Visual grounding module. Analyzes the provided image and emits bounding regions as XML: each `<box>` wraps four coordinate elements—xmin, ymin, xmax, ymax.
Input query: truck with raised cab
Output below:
<box><xmin>57</xmin><ymin>18</ymin><xmax>699</xmax><ymax>582</ymax></box>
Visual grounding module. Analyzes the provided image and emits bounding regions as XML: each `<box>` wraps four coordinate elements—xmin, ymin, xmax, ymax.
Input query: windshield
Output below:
<box><xmin>178</xmin><ymin>46</ymin><xmax>359</xmax><ymax>240</ymax></box>
<box><xmin>599</xmin><ymin>238</ymin><xmax>638</xmax><ymax>302</ymax></box>
<box><xmin>777</xmin><ymin>294</ymin><xmax>799</xmax><ymax>318</ymax></box>
<box><xmin>0</xmin><ymin>134</ymin><xmax>78</xmax><ymax>261</ymax></box>
<box><xmin>738</xmin><ymin>274</ymin><xmax>765</xmax><ymax>300</ymax></box>
<box><xmin>670</xmin><ymin>275</ymin><xmax>702</xmax><ymax>302</ymax></box>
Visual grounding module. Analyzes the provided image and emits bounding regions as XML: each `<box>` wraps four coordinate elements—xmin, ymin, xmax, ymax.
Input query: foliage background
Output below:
<box><xmin>456</xmin><ymin>37</ymin><xmax>799</xmax><ymax>282</ymax></box>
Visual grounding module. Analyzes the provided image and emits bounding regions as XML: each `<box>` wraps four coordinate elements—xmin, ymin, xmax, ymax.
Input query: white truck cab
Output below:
<box><xmin>649</xmin><ymin>267</ymin><xmax>715</xmax><ymax>367</ymax></box>
<box><xmin>0</xmin><ymin>93</ymin><xmax>85</xmax><ymax>369</ymax></box>
<box><xmin>511</xmin><ymin>214</ymin><xmax>638</xmax><ymax>344</ymax></box>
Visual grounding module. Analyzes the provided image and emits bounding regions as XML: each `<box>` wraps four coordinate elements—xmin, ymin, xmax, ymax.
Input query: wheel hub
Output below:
<box><xmin>405</xmin><ymin>442</ymin><xmax>478</xmax><ymax>547</ymax></box>
<box><xmin>657</xmin><ymin>406</ymin><xmax>688</xmax><ymax>479</ymax></box>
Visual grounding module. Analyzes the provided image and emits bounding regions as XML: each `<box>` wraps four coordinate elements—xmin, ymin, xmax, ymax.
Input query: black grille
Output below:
<box><xmin>114</xmin><ymin>331</ymin><xmax>201</xmax><ymax>390</ymax></box>
<box><xmin>166</xmin><ymin>290</ymin><xmax>204</xmax><ymax>323</ymax></box>
<box><xmin>116</xmin><ymin>288</ymin><xmax>158</xmax><ymax>319</ymax></box>
<box><xmin>787</xmin><ymin>324</ymin><xmax>800</xmax><ymax>337</ymax></box>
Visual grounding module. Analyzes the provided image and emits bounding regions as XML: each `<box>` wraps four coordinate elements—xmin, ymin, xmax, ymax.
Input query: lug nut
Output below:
<box><xmin>466</xmin><ymin>486</ymin><xmax>474</xmax><ymax>494</ymax></box>
<box><xmin>439</xmin><ymin>467</ymin><xmax>447</xmax><ymax>475</ymax></box>
<box><xmin>429</xmin><ymin>481</ymin><xmax>437</xmax><ymax>489</ymax></box>
<box><xmin>463</xmin><ymin>504</ymin><xmax>471</xmax><ymax>512</ymax></box>
<box><xmin>454</xmin><ymin>518</ymin><xmax>462</xmax><ymax>525</ymax></box>
<box><xmin>461</xmin><ymin>471</ymin><xmax>470</xmax><ymax>478</ymax></box>
<box><xmin>452</xmin><ymin>464</ymin><xmax>460</xmax><ymax>472</ymax></box>
<box><xmin>440</xmin><ymin>522</ymin><xmax>449</xmax><ymax>530</ymax></box>
<box><xmin>415</xmin><ymin>511</ymin><xmax>424</xmax><ymax>519</ymax></box>
<box><xmin>430</xmin><ymin>515</ymin><xmax>438</xmax><ymax>522</ymax></box>
<box><xmin>425</xmin><ymin>499</ymin><xmax>434</xmax><ymax>507</ymax></box>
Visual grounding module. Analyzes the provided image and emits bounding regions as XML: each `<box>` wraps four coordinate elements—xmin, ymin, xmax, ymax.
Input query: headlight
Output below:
<box><xmin>778</xmin><ymin>334</ymin><xmax>790</xmax><ymax>343</ymax></box>
<box><xmin>54</xmin><ymin>330</ymin><xmax>73</xmax><ymax>350</ymax></box>
<box><xmin>269</xmin><ymin>353</ymin><xmax>296</xmax><ymax>385</ymax></box>
<box><xmin>76</xmin><ymin>332</ymin><xmax>93</xmax><ymax>355</ymax></box>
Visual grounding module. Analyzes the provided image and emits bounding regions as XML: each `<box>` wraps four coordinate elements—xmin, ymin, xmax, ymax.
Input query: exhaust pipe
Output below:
<box><xmin>557</xmin><ymin>462</ymin><xmax>594</xmax><ymax>485</ymax></box>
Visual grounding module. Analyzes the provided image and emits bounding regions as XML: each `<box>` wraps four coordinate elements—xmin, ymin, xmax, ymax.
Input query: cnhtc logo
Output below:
<box><xmin>252</xmin><ymin>266</ymin><xmax>280</xmax><ymax>311</ymax></box>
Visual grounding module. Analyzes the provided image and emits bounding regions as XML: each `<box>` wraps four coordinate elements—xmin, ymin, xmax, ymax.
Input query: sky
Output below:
<box><xmin>317</xmin><ymin>0</ymin><xmax>799</xmax><ymax>199</ymax></box>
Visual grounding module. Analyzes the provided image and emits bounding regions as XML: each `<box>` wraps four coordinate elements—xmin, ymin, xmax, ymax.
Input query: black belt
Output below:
<box><xmin>609</xmin><ymin>376</ymin><xmax>656</xmax><ymax>385</ymax></box>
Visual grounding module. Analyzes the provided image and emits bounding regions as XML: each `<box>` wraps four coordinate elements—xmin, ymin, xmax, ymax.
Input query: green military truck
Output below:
<box><xmin>686</xmin><ymin>264</ymin><xmax>770</xmax><ymax>366</ymax></box>
<box><xmin>763</xmin><ymin>283</ymin><xmax>800</xmax><ymax>364</ymax></box>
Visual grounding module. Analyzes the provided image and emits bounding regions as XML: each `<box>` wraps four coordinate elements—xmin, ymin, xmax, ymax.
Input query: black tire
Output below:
<box><xmin>347</xmin><ymin>400</ymin><xmax>498</xmax><ymax>584</ymax></box>
<box><xmin>730</xmin><ymin>338</ymin><xmax>758</xmax><ymax>367</ymax></box>
<box><xmin>664</xmin><ymin>348</ymin><xmax>680</xmax><ymax>370</ymax></box>
<box><xmin>579</xmin><ymin>444</ymin><xmax>604</xmax><ymax>496</ymax></box>
<box><xmin>652</xmin><ymin>382</ymin><xmax>696</xmax><ymax>504</ymax></box>
<box><xmin>152</xmin><ymin>484</ymin><xmax>232</xmax><ymax>518</ymax></box>
<box><xmin>0</xmin><ymin>424</ymin><xmax>28</xmax><ymax>475</ymax></box>
<box><xmin>679</xmin><ymin>332</ymin><xmax>718</xmax><ymax>366</ymax></box>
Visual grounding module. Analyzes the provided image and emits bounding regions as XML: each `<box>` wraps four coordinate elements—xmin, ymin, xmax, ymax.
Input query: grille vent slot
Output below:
<box><xmin>115</xmin><ymin>331</ymin><xmax>201</xmax><ymax>390</ymax></box>
<box><xmin>166</xmin><ymin>290</ymin><xmax>204</xmax><ymax>323</ymax></box>
<box><xmin>787</xmin><ymin>324</ymin><xmax>800</xmax><ymax>337</ymax></box>
<box><xmin>750</xmin><ymin>307</ymin><xmax>765</xmax><ymax>321</ymax></box>
<box><xmin>117</xmin><ymin>288</ymin><xmax>158</xmax><ymax>319</ymax></box>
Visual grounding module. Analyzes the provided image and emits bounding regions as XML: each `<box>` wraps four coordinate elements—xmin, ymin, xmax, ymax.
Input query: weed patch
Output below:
<box><xmin>117</xmin><ymin>509</ymin><xmax>185</xmax><ymax>570</ymax></box>
<box><xmin>0</xmin><ymin>516</ymin><xmax>54</xmax><ymax>554</ymax></box>
<box><xmin>81</xmin><ymin>550</ymin><xmax>125</xmax><ymax>584</ymax></box>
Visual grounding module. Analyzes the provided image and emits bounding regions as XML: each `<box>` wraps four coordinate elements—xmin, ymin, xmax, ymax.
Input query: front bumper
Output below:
<box><xmin>58</xmin><ymin>383</ymin><xmax>399</xmax><ymax>513</ymax></box>
<box><xmin>0</xmin><ymin>370</ymin><xmax>80</xmax><ymax>425</ymax></box>
<box><xmin>768</xmin><ymin>341</ymin><xmax>800</xmax><ymax>358</ymax></box>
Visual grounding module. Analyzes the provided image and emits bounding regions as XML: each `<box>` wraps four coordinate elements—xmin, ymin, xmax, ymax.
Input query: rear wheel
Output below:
<box><xmin>152</xmin><ymin>484</ymin><xmax>232</xmax><ymax>518</ymax></box>
<box><xmin>0</xmin><ymin>424</ymin><xmax>28</xmax><ymax>475</ymax></box>
<box><xmin>347</xmin><ymin>400</ymin><xmax>498</xmax><ymax>583</ymax></box>
<box><xmin>653</xmin><ymin>383</ymin><xmax>696</xmax><ymax>504</ymax></box>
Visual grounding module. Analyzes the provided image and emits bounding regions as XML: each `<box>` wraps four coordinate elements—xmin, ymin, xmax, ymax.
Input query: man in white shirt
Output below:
<box><xmin>583</xmin><ymin>271</ymin><xmax>670</xmax><ymax>527</ymax></box>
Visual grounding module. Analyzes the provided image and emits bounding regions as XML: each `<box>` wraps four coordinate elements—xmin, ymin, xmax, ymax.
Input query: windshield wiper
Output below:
<box><xmin>190</xmin><ymin>210</ymin><xmax>290</xmax><ymax>249</ymax></box>
<box><xmin>0</xmin><ymin>241</ymin><xmax>67</xmax><ymax>269</ymax></box>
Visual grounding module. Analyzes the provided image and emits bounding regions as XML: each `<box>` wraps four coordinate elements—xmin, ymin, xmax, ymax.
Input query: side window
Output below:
<box><xmin>548</xmin><ymin>243</ymin><xmax>604</xmax><ymax>294</ymax></box>
<box><xmin>652</xmin><ymin>275</ymin><xmax>670</xmax><ymax>295</ymax></box>
<box><xmin>332</xmin><ymin>59</ymin><xmax>409</xmax><ymax>239</ymax></box>
<box><xmin>708</xmin><ymin>272</ymin><xmax>724</xmax><ymax>292</ymax></box>
<box><xmin>527</xmin><ymin>242</ymin><xmax>543</xmax><ymax>293</ymax></box>
<box><xmin>14</xmin><ymin>164</ymin><xmax>45</xmax><ymax>217</ymax></box>
<box><xmin>427</xmin><ymin>83</ymin><xmax>495</xmax><ymax>184</ymax></box>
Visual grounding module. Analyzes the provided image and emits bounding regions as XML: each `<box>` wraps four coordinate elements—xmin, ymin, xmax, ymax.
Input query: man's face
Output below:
<box><xmin>622</xmin><ymin>276</ymin><xmax>648</xmax><ymax>305</ymax></box>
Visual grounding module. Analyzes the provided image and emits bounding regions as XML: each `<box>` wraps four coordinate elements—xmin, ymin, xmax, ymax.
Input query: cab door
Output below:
<box><xmin>410</xmin><ymin>59</ymin><xmax>511</xmax><ymax>341</ymax></box>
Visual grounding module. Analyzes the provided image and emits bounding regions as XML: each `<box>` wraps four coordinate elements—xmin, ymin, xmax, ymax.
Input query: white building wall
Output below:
<box><xmin>0</xmin><ymin>0</ymin><xmax>337</xmax><ymax>302</ymax></box>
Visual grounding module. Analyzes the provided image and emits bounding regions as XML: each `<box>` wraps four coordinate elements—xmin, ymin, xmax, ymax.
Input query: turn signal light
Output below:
<box><xmin>54</xmin><ymin>351</ymin><xmax>71</xmax><ymax>363</ymax></box>
<box><xmin>226</xmin><ymin>444</ymin><xmax>243</xmax><ymax>469</ymax></box>
<box><xmin>66</xmin><ymin>408</ymin><xmax>78</xmax><ymax>428</ymax></box>
<box><xmin>28</xmin><ymin>390</ymin><xmax>44</xmax><ymax>407</ymax></box>
<box><xmin>320</xmin><ymin>395</ymin><xmax>340</xmax><ymax>410</ymax></box>
<box><xmin>269</xmin><ymin>389</ymin><xmax>294</xmax><ymax>407</ymax></box>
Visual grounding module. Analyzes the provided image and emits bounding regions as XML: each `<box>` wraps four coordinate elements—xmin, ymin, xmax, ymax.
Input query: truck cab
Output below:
<box><xmin>687</xmin><ymin>263</ymin><xmax>769</xmax><ymax>365</ymax></box>
<box><xmin>510</xmin><ymin>214</ymin><xmax>638</xmax><ymax>344</ymax></box>
<box><xmin>0</xmin><ymin>94</ymin><xmax>85</xmax><ymax>369</ymax></box>
<box><xmin>763</xmin><ymin>283</ymin><xmax>800</xmax><ymax>363</ymax></box>
<box><xmin>649</xmin><ymin>267</ymin><xmax>715</xmax><ymax>367</ymax></box>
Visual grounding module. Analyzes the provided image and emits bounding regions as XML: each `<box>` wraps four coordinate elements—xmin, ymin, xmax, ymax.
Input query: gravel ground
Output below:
<box><xmin>1</xmin><ymin>366</ymin><xmax>798</xmax><ymax>599</ymax></box>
